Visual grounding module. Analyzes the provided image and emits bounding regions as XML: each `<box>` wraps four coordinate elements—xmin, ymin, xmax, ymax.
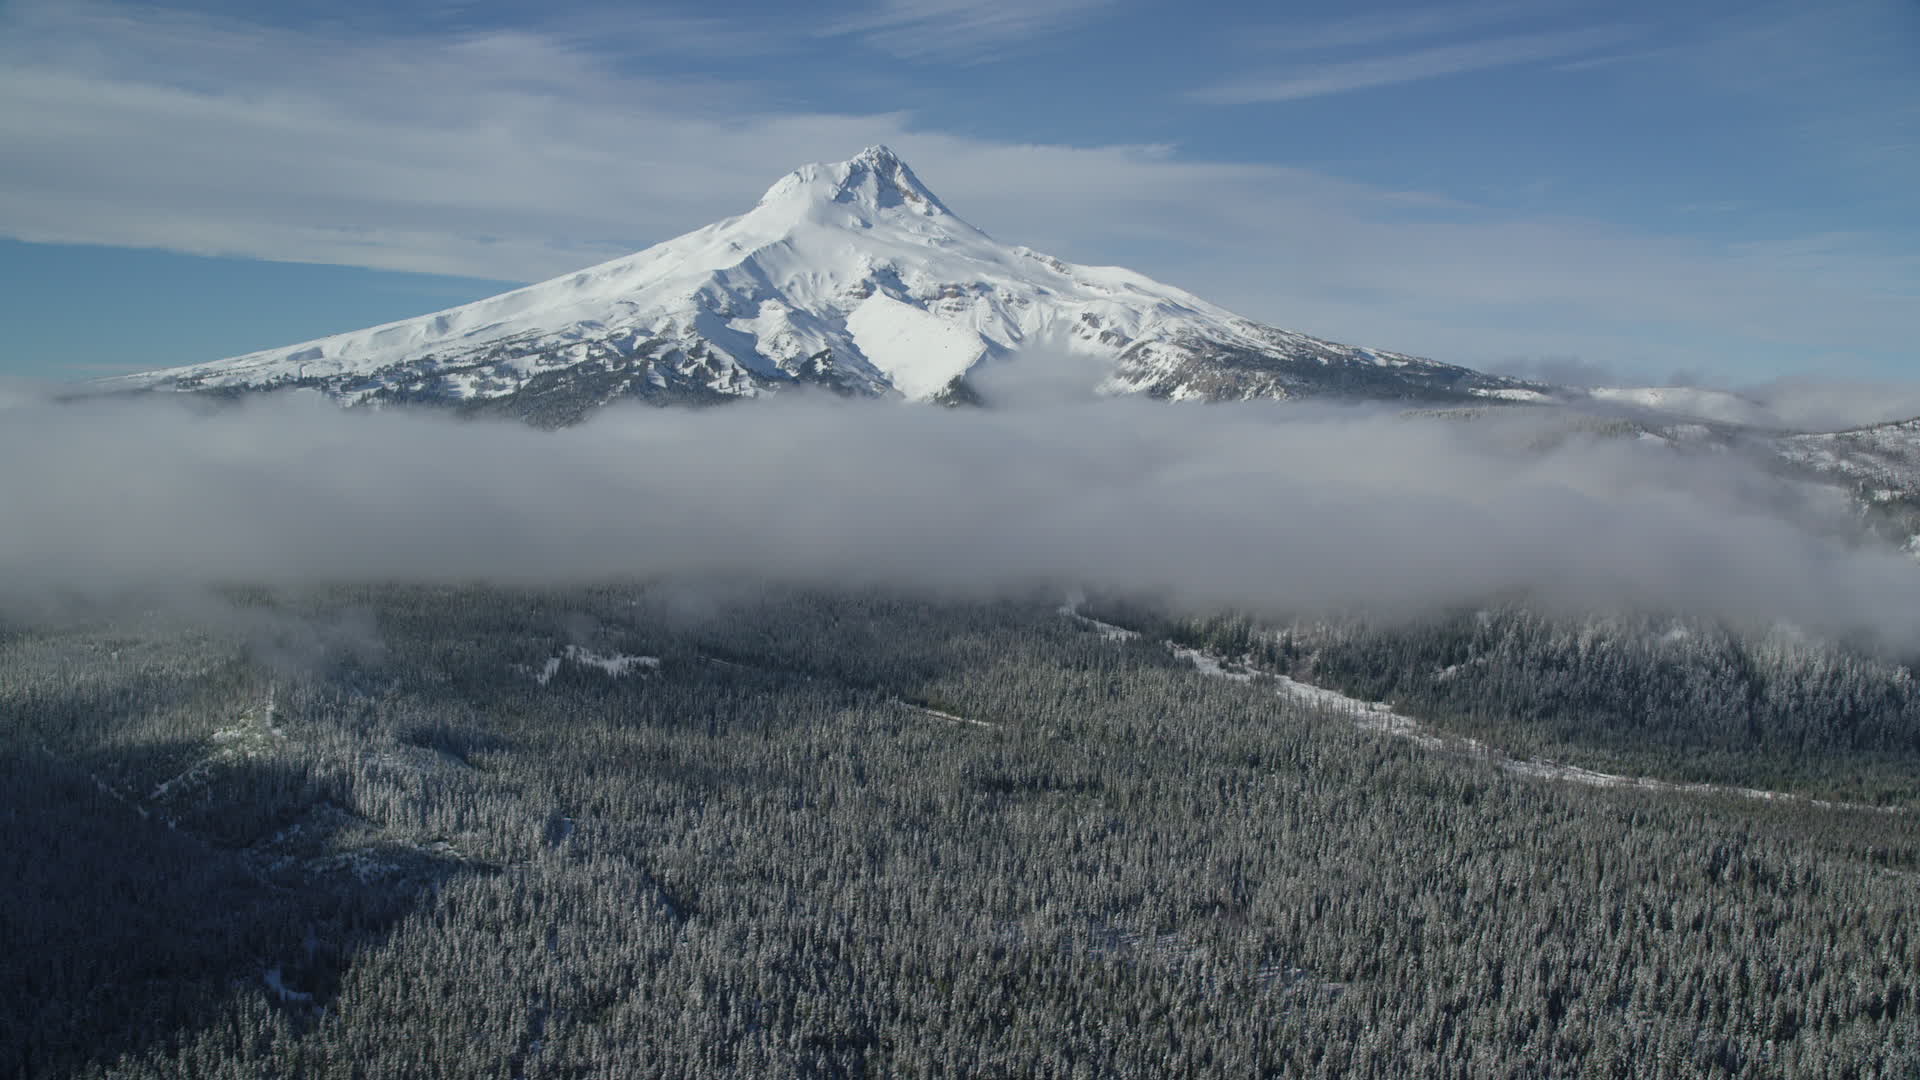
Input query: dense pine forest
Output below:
<box><xmin>1151</xmin><ymin>602</ymin><xmax>1920</xmax><ymax>806</ymax></box>
<box><xmin>4</xmin><ymin>585</ymin><xmax>1918</xmax><ymax>1078</ymax></box>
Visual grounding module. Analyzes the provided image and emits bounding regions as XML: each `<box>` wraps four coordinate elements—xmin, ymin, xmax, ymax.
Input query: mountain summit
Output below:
<box><xmin>115</xmin><ymin>148</ymin><xmax>1538</xmax><ymax>423</ymax></box>
<box><xmin>756</xmin><ymin>144</ymin><xmax>959</xmax><ymax>223</ymax></box>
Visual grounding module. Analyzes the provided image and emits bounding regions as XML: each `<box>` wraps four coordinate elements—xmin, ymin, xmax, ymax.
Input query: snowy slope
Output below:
<box><xmin>1778</xmin><ymin>417</ymin><xmax>1920</xmax><ymax>492</ymax></box>
<box><xmin>1583</xmin><ymin>386</ymin><xmax>1777</xmax><ymax>427</ymax></box>
<box><xmin>844</xmin><ymin>292</ymin><xmax>988</xmax><ymax>400</ymax></box>
<box><xmin>1774</xmin><ymin>417</ymin><xmax>1920</xmax><ymax>560</ymax></box>
<box><xmin>111</xmin><ymin>146</ymin><xmax>1536</xmax><ymax>419</ymax></box>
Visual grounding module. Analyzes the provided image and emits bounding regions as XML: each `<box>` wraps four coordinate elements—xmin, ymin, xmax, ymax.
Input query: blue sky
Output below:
<box><xmin>0</xmin><ymin>0</ymin><xmax>1914</xmax><ymax>385</ymax></box>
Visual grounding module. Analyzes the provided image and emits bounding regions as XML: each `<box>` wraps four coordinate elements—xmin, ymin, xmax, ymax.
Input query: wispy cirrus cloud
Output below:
<box><xmin>1551</xmin><ymin>45</ymin><xmax>1675</xmax><ymax>72</ymax></box>
<box><xmin>819</xmin><ymin>0</ymin><xmax>1115</xmax><ymax>62</ymax></box>
<box><xmin>1189</xmin><ymin>23</ymin><xmax>1637</xmax><ymax>104</ymax></box>
<box><xmin>1250</xmin><ymin>0</ymin><xmax>1583</xmax><ymax>53</ymax></box>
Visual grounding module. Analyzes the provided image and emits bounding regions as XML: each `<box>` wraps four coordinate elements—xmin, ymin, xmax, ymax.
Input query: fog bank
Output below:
<box><xmin>2</xmin><ymin>392</ymin><xmax>1916</xmax><ymax>642</ymax></box>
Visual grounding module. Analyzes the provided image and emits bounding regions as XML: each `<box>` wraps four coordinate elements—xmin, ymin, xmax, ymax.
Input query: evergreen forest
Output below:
<box><xmin>3</xmin><ymin>584</ymin><xmax>1917</xmax><ymax>1078</ymax></box>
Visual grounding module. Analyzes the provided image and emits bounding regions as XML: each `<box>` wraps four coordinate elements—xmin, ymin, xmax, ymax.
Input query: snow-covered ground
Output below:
<box><xmin>1584</xmin><ymin>386</ymin><xmax>1776</xmax><ymax>426</ymax></box>
<box><xmin>1063</xmin><ymin>602</ymin><xmax>1898</xmax><ymax>814</ymax></box>
<box><xmin>892</xmin><ymin>699</ymin><xmax>997</xmax><ymax>729</ymax></box>
<box><xmin>1778</xmin><ymin>417</ymin><xmax>1920</xmax><ymax>489</ymax></box>
<box><xmin>844</xmin><ymin>291</ymin><xmax>990</xmax><ymax>399</ymax></box>
<box><xmin>1166</xmin><ymin>644</ymin><xmax>1445</xmax><ymax>749</ymax></box>
<box><xmin>527</xmin><ymin>646</ymin><xmax>660</xmax><ymax>686</ymax></box>
<box><xmin>1057</xmin><ymin>596</ymin><xmax>1139</xmax><ymax>641</ymax></box>
<box><xmin>1469</xmin><ymin>386</ymin><xmax>1551</xmax><ymax>403</ymax></box>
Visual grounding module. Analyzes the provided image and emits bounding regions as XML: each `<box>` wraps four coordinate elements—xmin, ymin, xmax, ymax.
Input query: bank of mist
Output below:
<box><xmin>1</xmin><ymin>389</ymin><xmax>1916</xmax><ymax>644</ymax></box>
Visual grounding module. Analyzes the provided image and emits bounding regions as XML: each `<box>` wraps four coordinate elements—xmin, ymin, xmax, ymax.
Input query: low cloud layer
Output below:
<box><xmin>1479</xmin><ymin>361</ymin><xmax>1920</xmax><ymax>433</ymax></box>
<box><xmin>1741</xmin><ymin>379</ymin><xmax>1920</xmax><ymax>433</ymax></box>
<box><xmin>3</xmin><ymin>392</ymin><xmax>1918</xmax><ymax>644</ymax></box>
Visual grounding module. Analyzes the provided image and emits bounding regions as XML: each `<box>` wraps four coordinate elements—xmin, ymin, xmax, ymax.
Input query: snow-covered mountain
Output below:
<box><xmin>113</xmin><ymin>146</ymin><xmax>1539</xmax><ymax>423</ymax></box>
